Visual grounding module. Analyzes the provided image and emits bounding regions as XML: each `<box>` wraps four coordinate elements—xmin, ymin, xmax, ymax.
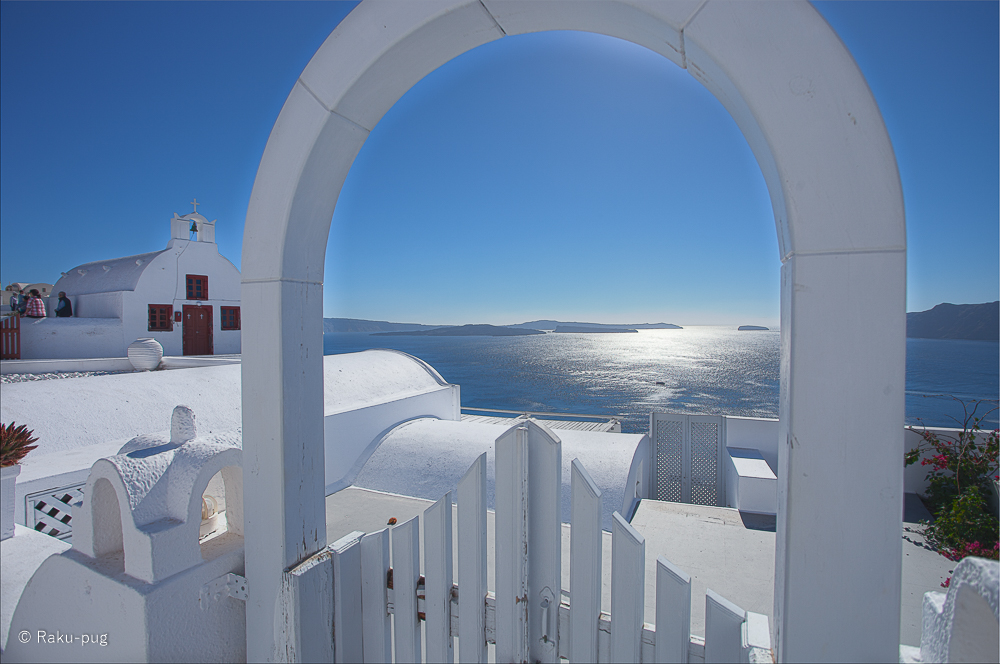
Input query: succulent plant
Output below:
<box><xmin>1</xmin><ymin>422</ymin><xmax>38</xmax><ymax>467</ymax></box>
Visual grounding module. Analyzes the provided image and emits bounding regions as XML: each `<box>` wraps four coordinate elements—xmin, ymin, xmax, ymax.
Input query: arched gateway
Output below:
<box><xmin>241</xmin><ymin>2</ymin><xmax>906</xmax><ymax>661</ymax></box>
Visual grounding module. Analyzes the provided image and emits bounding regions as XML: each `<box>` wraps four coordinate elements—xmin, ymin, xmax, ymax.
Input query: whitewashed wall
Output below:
<box><xmin>17</xmin><ymin>317</ymin><xmax>125</xmax><ymax>360</ymax></box>
<box><xmin>124</xmin><ymin>240</ymin><xmax>241</xmax><ymax>357</ymax></box>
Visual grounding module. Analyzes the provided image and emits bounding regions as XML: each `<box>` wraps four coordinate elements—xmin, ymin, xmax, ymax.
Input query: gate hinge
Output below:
<box><xmin>200</xmin><ymin>572</ymin><xmax>248</xmax><ymax>608</ymax></box>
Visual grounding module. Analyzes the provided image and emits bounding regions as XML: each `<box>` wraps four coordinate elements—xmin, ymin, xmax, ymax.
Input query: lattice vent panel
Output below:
<box><xmin>28</xmin><ymin>484</ymin><xmax>85</xmax><ymax>540</ymax></box>
<box><xmin>690</xmin><ymin>422</ymin><xmax>719</xmax><ymax>506</ymax></box>
<box><xmin>655</xmin><ymin>419</ymin><xmax>684</xmax><ymax>502</ymax></box>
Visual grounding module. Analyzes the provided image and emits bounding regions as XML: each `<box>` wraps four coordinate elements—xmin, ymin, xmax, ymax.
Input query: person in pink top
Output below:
<box><xmin>24</xmin><ymin>289</ymin><xmax>46</xmax><ymax>318</ymax></box>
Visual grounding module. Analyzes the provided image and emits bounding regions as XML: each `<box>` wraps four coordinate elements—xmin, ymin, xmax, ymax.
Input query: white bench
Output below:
<box><xmin>725</xmin><ymin>447</ymin><xmax>777</xmax><ymax>515</ymax></box>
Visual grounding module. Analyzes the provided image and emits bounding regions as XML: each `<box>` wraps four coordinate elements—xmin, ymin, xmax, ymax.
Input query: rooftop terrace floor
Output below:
<box><xmin>325</xmin><ymin>488</ymin><xmax>952</xmax><ymax>647</ymax></box>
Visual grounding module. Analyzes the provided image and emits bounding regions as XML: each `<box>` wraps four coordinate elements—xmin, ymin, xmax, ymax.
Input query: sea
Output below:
<box><xmin>324</xmin><ymin>327</ymin><xmax>999</xmax><ymax>435</ymax></box>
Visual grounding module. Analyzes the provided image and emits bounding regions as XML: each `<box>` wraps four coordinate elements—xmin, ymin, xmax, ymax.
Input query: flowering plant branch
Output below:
<box><xmin>905</xmin><ymin>397</ymin><xmax>999</xmax><ymax>582</ymax></box>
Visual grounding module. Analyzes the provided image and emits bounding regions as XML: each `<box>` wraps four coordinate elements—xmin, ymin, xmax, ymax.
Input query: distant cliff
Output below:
<box><xmin>373</xmin><ymin>324</ymin><xmax>544</xmax><ymax>337</ymax></box>
<box><xmin>323</xmin><ymin>318</ymin><xmax>441</xmax><ymax>334</ymax></box>
<box><xmin>906</xmin><ymin>302</ymin><xmax>999</xmax><ymax>341</ymax></box>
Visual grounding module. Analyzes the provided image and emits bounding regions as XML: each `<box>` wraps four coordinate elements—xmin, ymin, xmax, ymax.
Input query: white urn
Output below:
<box><xmin>128</xmin><ymin>338</ymin><xmax>164</xmax><ymax>371</ymax></box>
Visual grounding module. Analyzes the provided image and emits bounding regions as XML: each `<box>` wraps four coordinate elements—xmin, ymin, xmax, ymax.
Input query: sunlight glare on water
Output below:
<box><xmin>325</xmin><ymin>327</ymin><xmax>780</xmax><ymax>433</ymax></box>
<box><xmin>325</xmin><ymin>326</ymin><xmax>999</xmax><ymax>434</ymax></box>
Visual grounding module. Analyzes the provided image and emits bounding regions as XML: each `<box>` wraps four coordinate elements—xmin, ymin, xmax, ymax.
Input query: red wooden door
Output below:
<box><xmin>183</xmin><ymin>305</ymin><xmax>213</xmax><ymax>356</ymax></box>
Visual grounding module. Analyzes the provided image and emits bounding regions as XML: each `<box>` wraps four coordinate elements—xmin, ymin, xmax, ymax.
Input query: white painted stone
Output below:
<box><xmin>127</xmin><ymin>338</ymin><xmax>163</xmax><ymax>371</ymax></box>
<box><xmin>242</xmin><ymin>2</ymin><xmax>906</xmax><ymax>658</ymax></box>
<box><xmin>1</xmin><ymin>465</ymin><xmax>21</xmax><ymax>541</ymax></box>
<box><xmin>0</xmin><ymin>524</ymin><xmax>71</xmax><ymax>652</ymax></box>
<box><xmin>482</xmin><ymin>0</ymin><xmax>699</xmax><ymax>68</ymax></box>
<box><xmin>301</xmin><ymin>0</ymin><xmax>504</xmax><ymax>132</ymax></box>
<box><xmin>918</xmin><ymin>556</ymin><xmax>999</xmax><ymax>664</ymax></box>
<box><xmin>4</xmin><ymin>406</ymin><xmax>247</xmax><ymax>662</ymax></box>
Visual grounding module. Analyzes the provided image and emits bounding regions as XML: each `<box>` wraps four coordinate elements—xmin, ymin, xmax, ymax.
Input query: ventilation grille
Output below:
<box><xmin>27</xmin><ymin>483</ymin><xmax>85</xmax><ymax>540</ymax></box>
<box><xmin>690</xmin><ymin>422</ymin><xmax>719</xmax><ymax>506</ymax></box>
<box><xmin>655</xmin><ymin>419</ymin><xmax>684</xmax><ymax>502</ymax></box>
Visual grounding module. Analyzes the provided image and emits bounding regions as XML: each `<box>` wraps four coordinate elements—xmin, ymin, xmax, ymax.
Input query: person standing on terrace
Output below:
<box><xmin>24</xmin><ymin>289</ymin><xmax>46</xmax><ymax>318</ymax></box>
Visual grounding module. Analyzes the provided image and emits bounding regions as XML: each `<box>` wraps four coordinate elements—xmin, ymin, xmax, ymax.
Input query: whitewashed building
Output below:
<box><xmin>19</xmin><ymin>209</ymin><xmax>241</xmax><ymax>359</ymax></box>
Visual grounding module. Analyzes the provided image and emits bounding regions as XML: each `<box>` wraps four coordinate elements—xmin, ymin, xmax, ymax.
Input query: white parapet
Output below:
<box><xmin>725</xmin><ymin>447</ymin><xmax>777</xmax><ymax>516</ymax></box>
<box><xmin>915</xmin><ymin>556</ymin><xmax>999</xmax><ymax>664</ymax></box>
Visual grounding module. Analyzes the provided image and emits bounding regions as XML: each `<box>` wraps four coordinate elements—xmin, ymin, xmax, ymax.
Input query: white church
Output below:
<box><xmin>19</xmin><ymin>204</ymin><xmax>241</xmax><ymax>359</ymax></box>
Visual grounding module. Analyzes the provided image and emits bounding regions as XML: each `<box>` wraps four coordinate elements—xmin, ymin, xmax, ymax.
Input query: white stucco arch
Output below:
<box><xmin>241</xmin><ymin>2</ymin><xmax>905</xmax><ymax>662</ymax></box>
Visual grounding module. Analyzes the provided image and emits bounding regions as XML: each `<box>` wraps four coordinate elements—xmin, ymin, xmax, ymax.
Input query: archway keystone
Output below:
<box><xmin>242</xmin><ymin>2</ymin><xmax>905</xmax><ymax>661</ymax></box>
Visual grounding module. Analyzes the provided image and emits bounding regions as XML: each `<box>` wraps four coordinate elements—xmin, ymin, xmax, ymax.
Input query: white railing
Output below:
<box><xmin>295</xmin><ymin>418</ymin><xmax>771</xmax><ymax>663</ymax></box>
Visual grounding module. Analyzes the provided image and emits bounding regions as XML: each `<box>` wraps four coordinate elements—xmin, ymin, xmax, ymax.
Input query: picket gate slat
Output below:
<box><xmin>570</xmin><ymin>458</ymin><xmax>602</xmax><ymax>663</ymax></box>
<box><xmin>610</xmin><ymin>512</ymin><xmax>645</xmax><ymax>663</ymax></box>
<box><xmin>457</xmin><ymin>453</ymin><xmax>488</xmax><ymax>663</ymax></box>
<box><xmin>331</xmin><ymin>530</ymin><xmax>365</xmax><ymax>664</ymax></box>
<box><xmin>360</xmin><ymin>529</ymin><xmax>392</xmax><ymax>663</ymax></box>
<box><xmin>655</xmin><ymin>555</ymin><xmax>692</xmax><ymax>663</ymax></box>
<box><xmin>558</xmin><ymin>601</ymin><xmax>571</xmax><ymax>659</ymax></box>
<box><xmin>392</xmin><ymin>516</ymin><xmax>422</xmax><ymax>664</ymax></box>
<box><xmin>495</xmin><ymin>425</ymin><xmax>530</xmax><ymax>663</ymax></box>
<box><xmin>704</xmin><ymin>589</ymin><xmax>745</xmax><ymax>664</ymax></box>
<box><xmin>424</xmin><ymin>492</ymin><xmax>454</xmax><ymax>663</ymax></box>
<box><xmin>598</xmin><ymin>611</ymin><xmax>612</xmax><ymax>662</ymax></box>
<box><xmin>525</xmin><ymin>420</ymin><xmax>561</xmax><ymax>664</ymax></box>
<box><xmin>640</xmin><ymin>624</ymin><xmax>657</xmax><ymax>663</ymax></box>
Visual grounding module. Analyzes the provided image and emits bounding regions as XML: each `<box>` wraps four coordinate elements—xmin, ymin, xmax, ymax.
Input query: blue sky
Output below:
<box><xmin>2</xmin><ymin>2</ymin><xmax>997</xmax><ymax>326</ymax></box>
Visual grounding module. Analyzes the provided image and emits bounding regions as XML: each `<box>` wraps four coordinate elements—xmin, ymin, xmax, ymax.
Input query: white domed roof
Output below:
<box><xmin>322</xmin><ymin>349</ymin><xmax>450</xmax><ymax>414</ymax></box>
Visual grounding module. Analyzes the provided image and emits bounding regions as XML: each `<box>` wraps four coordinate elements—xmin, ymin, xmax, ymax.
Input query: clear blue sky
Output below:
<box><xmin>2</xmin><ymin>2</ymin><xmax>997</xmax><ymax>326</ymax></box>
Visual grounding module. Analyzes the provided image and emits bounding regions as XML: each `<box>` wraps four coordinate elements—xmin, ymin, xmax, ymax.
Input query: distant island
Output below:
<box><xmin>555</xmin><ymin>326</ymin><xmax>638</xmax><ymax>334</ymax></box>
<box><xmin>738</xmin><ymin>325</ymin><xmax>769</xmax><ymax>331</ymax></box>
<box><xmin>509</xmin><ymin>320</ymin><xmax>682</xmax><ymax>331</ymax></box>
<box><xmin>324</xmin><ymin>317</ymin><xmax>442</xmax><ymax>334</ymax></box>
<box><xmin>906</xmin><ymin>302</ymin><xmax>999</xmax><ymax>341</ymax></box>
<box><xmin>373</xmin><ymin>324</ymin><xmax>544</xmax><ymax>337</ymax></box>
<box><xmin>324</xmin><ymin>317</ymin><xmax>683</xmax><ymax>334</ymax></box>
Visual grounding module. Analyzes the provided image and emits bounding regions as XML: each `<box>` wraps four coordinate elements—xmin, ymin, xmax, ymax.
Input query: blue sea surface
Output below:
<box><xmin>324</xmin><ymin>327</ymin><xmax>998</xmax><ymax>434</ymax></box>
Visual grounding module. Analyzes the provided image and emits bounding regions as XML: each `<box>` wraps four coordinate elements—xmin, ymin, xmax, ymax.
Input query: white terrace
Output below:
<box><xmin>1</xmin><ymin>350</ymin><xmax>995</xmax><ymax>662</ymax></box>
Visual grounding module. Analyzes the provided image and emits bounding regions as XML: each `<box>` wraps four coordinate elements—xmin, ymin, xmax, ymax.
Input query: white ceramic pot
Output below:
<box><xmin>128</xmin><ymin>338</ymin><xmax>164</xmax><ymax>371</ymax></box>
<box><xmin>1</xmin><ymin>464</ymin><xmax>20</xmax><ymax>541</ymax></box>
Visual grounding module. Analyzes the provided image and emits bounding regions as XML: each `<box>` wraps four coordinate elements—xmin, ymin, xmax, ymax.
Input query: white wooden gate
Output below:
<box><xmin>292</xmin><ymin>418</ymin><xmax>768</xmax><ymax>663</ymax></box>
<box><xmin>650</xmin><ymin>413</ymin><xmax>727</xmax><ymax>507</ymax></box>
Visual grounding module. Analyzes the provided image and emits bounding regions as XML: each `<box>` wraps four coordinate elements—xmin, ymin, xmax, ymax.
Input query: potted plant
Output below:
<box><xmin>1</xmin><ymin>422</ymin><xmax>38</xmax><ymax>541</ymax></box>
